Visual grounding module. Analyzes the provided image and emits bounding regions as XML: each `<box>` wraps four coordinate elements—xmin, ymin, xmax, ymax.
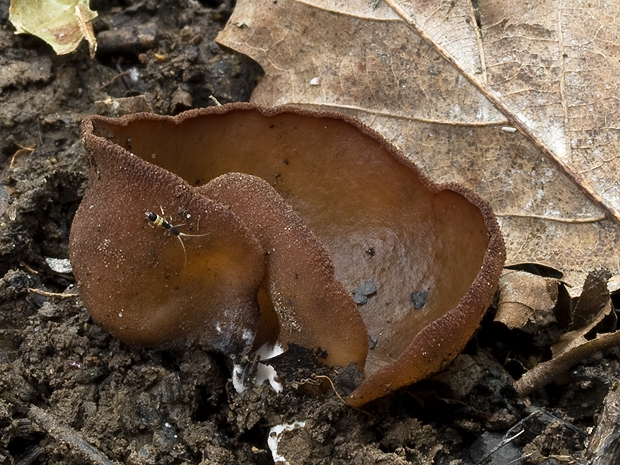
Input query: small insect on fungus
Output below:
<box><xmin>145</xmin><ymin>208</ymin><xmax>207</xmax><ymax>267</ymax></box>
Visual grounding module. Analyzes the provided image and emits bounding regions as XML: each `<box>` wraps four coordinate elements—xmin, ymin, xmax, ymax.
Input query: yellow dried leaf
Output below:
<box><xmin>9</xmin><ymin>0</ymin><xmax>97</xmax><ymax>57</ymax></box>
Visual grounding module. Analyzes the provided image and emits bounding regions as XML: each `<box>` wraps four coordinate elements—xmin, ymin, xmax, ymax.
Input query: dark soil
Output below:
<box><xmin>0</xmin><ymin>1</ymin><xmax>617</xmax><ymax>464</ymax></box>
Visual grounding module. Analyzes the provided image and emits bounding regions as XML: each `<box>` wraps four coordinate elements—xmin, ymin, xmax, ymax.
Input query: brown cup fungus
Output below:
<box><xmin>70</xmin><ymin>103</ymin><xmax>505</xmax><ymax>406</ymax></box>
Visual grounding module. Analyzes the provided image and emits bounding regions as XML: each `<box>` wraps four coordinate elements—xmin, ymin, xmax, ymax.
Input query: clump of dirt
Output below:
<box><xmin>0</xmin><ymin>1</ymin><xmax>618</xmax><ymax>464</ymax></box>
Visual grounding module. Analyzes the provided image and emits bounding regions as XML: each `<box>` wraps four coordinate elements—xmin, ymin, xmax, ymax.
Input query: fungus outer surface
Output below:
<box><xmin>71</xmin><ymin>124</ymin><xmax>265</xmax><ymax>355</ymax></box>
<box><xmin>199</xmin><ymin>172</ymin><xmax>369</xmax><ymax>369</ymax></box>
<box><xmin>73</xmin><ymin>103</ymin><xmax>505</xmax><ymax>405</ymax></box>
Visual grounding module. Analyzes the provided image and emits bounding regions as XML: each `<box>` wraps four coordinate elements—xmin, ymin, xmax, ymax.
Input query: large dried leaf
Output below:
<box><xmin>217</xmin><ymin>0</ymin><xmax>620</xmax><ymax>288</ymax></box>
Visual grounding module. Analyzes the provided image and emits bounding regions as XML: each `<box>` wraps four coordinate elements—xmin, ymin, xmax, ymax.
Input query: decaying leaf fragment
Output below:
<box><xmin>495</xmin><ymin>270</ymin><xmax>566</xmax><ymax>332</ymax></box>
<box><xmin>9</xmin><ymin>0</ymin><xmax>97</xmax><ymax>57</ymax></box>
<box><xmin>515</xmin><ymin>269</ymin><xmax>620</xmax><ymax>396</ymax></box>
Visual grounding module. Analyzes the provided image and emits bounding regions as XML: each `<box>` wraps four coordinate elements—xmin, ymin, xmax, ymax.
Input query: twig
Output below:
<box><xmin>314</xmin><ymin>375</ymin><xmax>346</xmax><ymax>404</ymax></box>
<box><xmin>478</xmin><ymin>409</ymin><xmax>585</xmax><ymax>465</ymax></box>
<box><xmin>20</xmin><ymin>262</ymin><xmax>39</xmax><ymax>275</ymax></box>
<box><xmin>515</xmin><ymin>330</ymin><xmax>620</xmax><ymax>396</ymax></box>
<box><xmin>10</xmin><ymin>144</ymin><xmax>35</xmax><ymax>169</ymax></box>
<box><xmin>477</xmin><ymin>429</ymin><xmax>525</xmax><ymax>465</ymax></box>
<box><xmin>28</xmin><ymin>405</ymin><xmax>120</xmax><ymax>465</ymax></box>
<box><xmin>28</xmin><ymin>288</ymin><xmax>79</xmax><ymax>299</ymax></box>
<box><xmin>102</xmin><ymin>68</ymin><xmax>132</xmax><ymax>90</ymax></box>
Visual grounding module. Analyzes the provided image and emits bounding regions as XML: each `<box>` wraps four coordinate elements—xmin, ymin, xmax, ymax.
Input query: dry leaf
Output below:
<box><xmin>571</xmin><ymin>268</ymin><xmax>612</xmax><ymax>329</ymax></box>
<box><xmin>551</xmin><ymin>269</ymin><xmax>614</xmax><ymax>356</ymax></box>
<box><xmin>514</xmin><ymin>305</ymin><xmax>620</xmax><ymax>396</ymax></box>
<box><xmin>216</xmin><ymin>0</ymin><xmax>620</xmax><ymax>289</ymax></box>
<box><xmin>515</xmin><ymin>270</ymin><xmax>619</xmax><ymax>395</ymax></box>
<box><xmin>495</xmin><ymin>270</ymin><xmax>563</xmax><ymax>332</ymax></box>
<box><xmin>9</xmin><ymin>0</ymin><xmax>97</xmax><ymax>57</ymax></box>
